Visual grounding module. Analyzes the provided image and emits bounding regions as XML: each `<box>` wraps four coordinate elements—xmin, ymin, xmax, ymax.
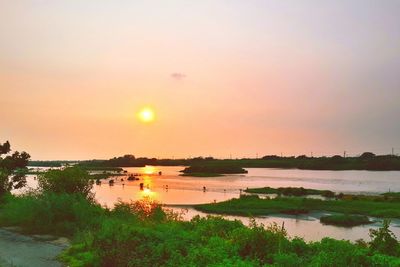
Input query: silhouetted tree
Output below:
<box><xmin>262</xmin><ymin>155</ymin><xmax>281</xmax><ymax>160</ymax></box>
<box><xmin>359</xmin><ymin>152</ymin><xmax>376</xmax><ymax>159</ymax></box>
<box><xmin>0</xmin><ymin>141</ymin><xmax>30</xmax><ymax>195</ymax></box>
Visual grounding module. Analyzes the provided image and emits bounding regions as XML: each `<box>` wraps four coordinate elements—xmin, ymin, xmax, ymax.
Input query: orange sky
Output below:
<box><xmin>1</xmin><ymin>1</ymin><xmax>400</xmax><ymax>160</ymax></box>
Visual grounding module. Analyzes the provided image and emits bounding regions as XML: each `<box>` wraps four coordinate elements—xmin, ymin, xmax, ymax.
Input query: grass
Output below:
<box><xmin>245</xmin><ymin>187</ymin><xmax>335</xmax><ymax>198</ymax></box>
<box><xmin>320</xmin><ymin>215</ymin><xmax>371</xmax><ymax>227</ymax></box>
<box><xmin>195</xmin><ymin>194</ymin><xmax>400</xmax><ymax>218</ymax></box>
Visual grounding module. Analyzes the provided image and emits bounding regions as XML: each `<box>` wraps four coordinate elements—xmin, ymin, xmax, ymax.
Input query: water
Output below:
<box><xmin>94</xmin><ymin>166</ymin><xmax>400</xmax><ymax>206</ymax></box>
<box><xmin>18</xmin><ymin>166</ymin><xmax>400</xmax><ymax>242</ymax></box>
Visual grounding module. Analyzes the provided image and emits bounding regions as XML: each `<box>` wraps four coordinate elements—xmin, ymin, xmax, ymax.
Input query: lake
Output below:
<box><xmin>20</xmin><ymin>165</ymin><xmax>400</xmax><ymax>242</ymax></box>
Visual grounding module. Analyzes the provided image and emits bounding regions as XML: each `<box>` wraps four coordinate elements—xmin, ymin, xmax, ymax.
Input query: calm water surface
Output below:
<box><xmin>20</xmin><ymin>166</ymin><xmax>400</xmax><ymax>242</ymax></box>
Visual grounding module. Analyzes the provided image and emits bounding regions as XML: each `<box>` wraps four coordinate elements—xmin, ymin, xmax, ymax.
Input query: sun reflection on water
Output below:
<box><xmin>142</xmin><ymin>166</ymin><xmax>156</xmax><ymax>175</ymax></box>
<box><xmin>138</xmin><ymin>187</ymin><xmax>158</xmax><ymax>201</ymax></box>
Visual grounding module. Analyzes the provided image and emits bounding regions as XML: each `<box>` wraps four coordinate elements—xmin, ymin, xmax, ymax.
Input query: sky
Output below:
<box><xmin>1</xmin><ymin>0</ymin><xmax>400</xmax><ymax>160</ymax></box>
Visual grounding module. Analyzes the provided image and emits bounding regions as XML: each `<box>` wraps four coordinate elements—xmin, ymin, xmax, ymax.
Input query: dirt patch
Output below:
<box><xmin>0</xmin><ymin>228</ymin><xmax>69</xmax><ymax>267</ymax></box>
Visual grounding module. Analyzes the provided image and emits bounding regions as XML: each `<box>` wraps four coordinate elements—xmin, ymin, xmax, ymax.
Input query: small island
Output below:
<box><xmin>180</xmin><ymin>165</ymin><xmax>248</xmax><ymax>177</ymax></box>
<box><xmin>320</xmin><ymin>215</ymin><xmax>372</xmax><ymax>227</ymax></box>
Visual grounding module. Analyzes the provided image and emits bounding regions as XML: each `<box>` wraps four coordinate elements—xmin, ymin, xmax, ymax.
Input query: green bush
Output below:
<box><xmin>0</xmin><ymin>193</ymin><xmax>104</xmax><ymax>236</ymax></box>
<box><xmin>369</xmin><ymin>219</ymin><xmax>400</xmax><ymax>256</ymax></box>
<box><xmin>38</xmin><ymin>167</ymin><xmax>94</xmax><ymax>198</ymax></box>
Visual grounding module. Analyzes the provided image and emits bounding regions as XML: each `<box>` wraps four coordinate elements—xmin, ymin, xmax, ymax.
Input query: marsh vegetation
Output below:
<box><xmin>1</xmin><ymin>167</ymin><xmax>400</xmax><ymax>266</ymax></box>
<box><xmin>195</xmin><ymin>194</ymin><xmax>400</xmax><ymax>218</ymax></box>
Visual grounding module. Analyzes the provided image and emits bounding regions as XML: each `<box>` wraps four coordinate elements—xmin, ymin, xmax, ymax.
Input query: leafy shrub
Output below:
<box><xmin>113</xmin><ymin>198</ymin><xmax>166</xmax><ymax>222</ymax></box>
<box><xmin>369</xmin><ymin>219</ymin><xmax>400</xmax><ymax>256</ymax></box>
<box><xmin>0</xmin><ymin>193</ymin><xmax>104</xmax><ymax>236</ymax></box>
<box><xmin>38</xmin><ymin>167</ymin><xmax>94</xmax><ymax>198</ymax></box>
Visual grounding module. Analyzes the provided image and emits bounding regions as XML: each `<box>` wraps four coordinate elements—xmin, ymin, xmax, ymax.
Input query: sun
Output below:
<box><xmin>138</xmin><ymin>107</ymin><xmax>155</xmax><ymax>122</ymax></box>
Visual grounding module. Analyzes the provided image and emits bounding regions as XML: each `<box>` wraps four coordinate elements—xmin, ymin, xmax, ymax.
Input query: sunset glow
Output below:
<box><xmin>138</xmin><ymin>108</ymin><xmax>155</xmax><ymax>123</ymax></box>
<box><xmin>1</xmin><ymin>1</ymin><xmax>399</xmax><ymax>160</ymax></box>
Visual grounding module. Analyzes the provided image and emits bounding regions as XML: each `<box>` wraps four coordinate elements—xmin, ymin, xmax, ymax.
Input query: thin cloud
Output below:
<box><xmin>171</xmin><ymin>72</ymin><xmax>186</xmax><ymax>80</ymax></box>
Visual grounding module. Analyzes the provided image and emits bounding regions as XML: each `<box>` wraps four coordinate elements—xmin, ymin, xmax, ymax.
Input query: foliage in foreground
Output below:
<box><xmin>1</xmin><ymin>193</ymin><xmax>400</xmax><ymax>266</ymax></box>
<box><xmin>0</xmin><ymin>193</ymin><xmax>104</xmax><ymax>236</ymax></box>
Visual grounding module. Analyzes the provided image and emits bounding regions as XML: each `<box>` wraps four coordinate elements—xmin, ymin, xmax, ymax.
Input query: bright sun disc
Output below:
<box><xmin>138</xmin><ymin>108</ymin><xmax>155</xmax><ymax>122</ymax></box>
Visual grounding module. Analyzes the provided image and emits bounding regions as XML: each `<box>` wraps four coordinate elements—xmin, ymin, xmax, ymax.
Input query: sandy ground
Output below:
<box><xmin>0</xmin><ymin>228</ymin><xmax>69</xmax><ymax>267</ymax></box>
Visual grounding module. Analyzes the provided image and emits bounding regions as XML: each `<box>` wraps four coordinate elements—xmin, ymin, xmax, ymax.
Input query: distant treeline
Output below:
<box><xmin>28</xmin><ymin>160</ymin><xmax>77</xmax><ymax>167</ymax></box>
<box><xmin>29</xmin><ymin>152</ymin><xmax>400</xmax><ymax>171</ymax></box>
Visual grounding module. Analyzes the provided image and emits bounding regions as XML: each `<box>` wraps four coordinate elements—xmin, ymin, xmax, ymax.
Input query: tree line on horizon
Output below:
<box><xmin>26</xmin><ymin>151</ymin><xmax>400</xmax><ymax>171</ymax></box>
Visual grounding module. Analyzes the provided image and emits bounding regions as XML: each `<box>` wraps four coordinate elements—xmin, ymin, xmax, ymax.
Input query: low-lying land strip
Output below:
<box><xmin>245</xmin><ymin>186</ymin><xmax>335</xmax><ymax>197</ymax></box>
<box><xmin>195</xmin><ymin>194</ymin><xmax>400</xmax><ymax>218</ymax></box>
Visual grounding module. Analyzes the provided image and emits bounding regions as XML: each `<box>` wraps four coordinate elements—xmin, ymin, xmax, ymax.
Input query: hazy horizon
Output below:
<box><xmin>1</xmin><ymin>1</ymin><xmax>400</xmax><ymax>160</ymax></box>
